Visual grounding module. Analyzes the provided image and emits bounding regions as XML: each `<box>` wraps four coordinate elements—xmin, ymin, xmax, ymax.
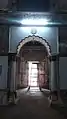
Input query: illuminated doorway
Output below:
<box><xmin>28</xmin><ymin>61</ymin><xmax>38</xmax><ymax>87</ymax></box>
<box><xmin>16</xmin><ymin>36</ymin><xmax>51</xmax><ymax>89</ymax></box>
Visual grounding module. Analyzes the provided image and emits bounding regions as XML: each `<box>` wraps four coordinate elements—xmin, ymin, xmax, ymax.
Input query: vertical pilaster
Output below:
<box><xmin>10</xmin><ymin>54</ymin><xmax>16</xmax><ymax>92</ymax></box>
<box><xmin>49</xmin><ymin>54</ymin><xmax>63</xmax><ymax>105</ymax></box>
<box><xmin>50</xmin><ymin>55</ymin><xmax>59</xmax><ymax>92</ymax></box>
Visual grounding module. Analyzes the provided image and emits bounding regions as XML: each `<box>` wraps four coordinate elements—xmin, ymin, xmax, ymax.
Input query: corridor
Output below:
<box><xmin>0</xmin><ymin>87</ymin><xmax>66</xmax><ymax>119</ymax></box>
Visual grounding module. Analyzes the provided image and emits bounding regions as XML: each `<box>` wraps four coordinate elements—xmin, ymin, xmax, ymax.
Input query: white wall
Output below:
<box><xmin>59</xmin><ymin>57</ymin><xmax>67</xmax><ymax>89</ymax></box>
<box><xmin>9</xmin><ymin>27</ymin><xmax>58</xmax><ymax>55</ymax></box>
<box><xmin>0</xmin><ymin>56</ymin><xmax>8</xmax><ymax>89</ymax></box>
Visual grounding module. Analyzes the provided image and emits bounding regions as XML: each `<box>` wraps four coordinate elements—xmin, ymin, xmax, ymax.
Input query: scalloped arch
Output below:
<box><xmin>17</xmin><ymin>35</ymin><xmax>51</xmax><ymax>56</ymax></box>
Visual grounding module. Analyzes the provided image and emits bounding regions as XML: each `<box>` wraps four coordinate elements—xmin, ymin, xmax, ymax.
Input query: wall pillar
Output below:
<box><xmin>50</xmin><ymin>55</ymin><xmax>59</xmax><ymax>92</ymax></box>
<box><xmin>51</xmin><ymin>61</ymin><xmax>57</xmax><ymax>91</ymax></box>
<box><xmin>21</xmin><ymin>60</ymin><xmax>28</xmax><ymax>88</ymax></box>
<box><xmin>10</xmin><ymin>57</ymin><xmax>16</xmax><ymax>92</ymax></box>
<box><xmin>15</xmin><ymin>56</ymin><xmax>20</xmax><ymax>89</ymax></box>
<box><xmin>49</xmin><ymin>54</ymin><xmax>63</xmax><ymax>105</ymax></box>
<box><xmin>19</xmin><ymin>57</ymin><xmax>25</xmax><ymax>88</ymax></box>
<box><xmin>8</xmin><ymin>54</ymin><xmax>17</xmax><ymax>104</ymax></box>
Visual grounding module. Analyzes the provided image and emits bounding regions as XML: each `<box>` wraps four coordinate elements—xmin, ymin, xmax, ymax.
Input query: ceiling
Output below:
<box><xmin>19</xmin><ymin>41</ymin><xmax>47</xmax><ymax>61</ymax></box>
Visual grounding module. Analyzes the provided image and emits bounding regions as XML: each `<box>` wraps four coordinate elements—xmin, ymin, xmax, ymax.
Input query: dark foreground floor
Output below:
<box><xmin>0</xmin><ymin>87</ymin><xmax>67</xmax><ymax>119</ymax></box>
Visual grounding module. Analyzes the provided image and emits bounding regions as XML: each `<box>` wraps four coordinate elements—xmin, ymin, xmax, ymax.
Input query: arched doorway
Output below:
<box><xmin>17</xmin><ymin>35</ymin><xmax>51</xmax><ymax>56</ymax></box>
<box><xmin>15</xmin><ymin>35</ymin><xmax>51</xmax><ymax>90</ymax></box>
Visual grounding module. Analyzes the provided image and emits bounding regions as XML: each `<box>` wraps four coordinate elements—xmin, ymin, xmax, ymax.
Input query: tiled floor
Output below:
<box><xmin>0</xmin><ymin>87</ymin><xmax>67</xmax><ymax>119</ymax></box>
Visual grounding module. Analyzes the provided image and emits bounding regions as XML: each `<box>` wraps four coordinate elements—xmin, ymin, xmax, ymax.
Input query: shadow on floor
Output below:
<box><xmin>41</xmin><ymin>89</ymin><xmax>67</xmax><ymax>118</ymax></box>
<box><xmin>51</xmin><ymin>104</ymin><xmax>67</xmax><ymax>118</ymax></box>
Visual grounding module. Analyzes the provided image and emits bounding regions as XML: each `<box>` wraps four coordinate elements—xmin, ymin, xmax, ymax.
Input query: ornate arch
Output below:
<box><xmin>17</xmin><ymin>35</ymin><xmax>51</xmax><ymax>56</ymax></box>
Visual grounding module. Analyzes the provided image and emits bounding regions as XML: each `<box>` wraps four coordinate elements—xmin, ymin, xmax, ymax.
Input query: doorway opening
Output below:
<box><xmin>16</xmin><ymin>36</ymin><xmax>51</xmax><ymax>90</ymax></box>
<box><xmin>28</xmin><ymin>61</ymin><xmax>38</xmax><ymax>87</ymax></box>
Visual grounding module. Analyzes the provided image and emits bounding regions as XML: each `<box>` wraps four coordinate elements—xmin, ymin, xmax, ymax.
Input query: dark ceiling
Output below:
<box><xmin>16</xmin><ymin>0</ymin><xmax>50</xmax><ymax>11</ymax></box>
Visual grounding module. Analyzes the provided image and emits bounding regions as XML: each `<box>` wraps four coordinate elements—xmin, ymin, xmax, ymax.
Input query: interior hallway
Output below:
<box><xmin>0</xmin><ymin>87</ymin><xmax>66</xmax><ymax>119</ymax></box>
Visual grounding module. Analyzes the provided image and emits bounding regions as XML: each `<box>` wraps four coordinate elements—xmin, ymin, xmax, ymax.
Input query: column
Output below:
<box><xmin>50</xmin><ymin>55</ymin><xmax>59</xmax><ymax>102</ymax></box>
<box><xmin>51</xmin><ymin>60</ymin><xmax>57</xmax><ymax>91</ymax></box>
<box><xmin>19</xmin><ymin>57</ymin><xmax>24</xmax><ymax>88</ymax></box>
<box><xmin>50</xmin><ymin>55</ymin><xmax>59</xmax><ymax>92</ymax></box>
<box><xmin>7</xmin><ymin>54</ymin><xmax>13</xmax><ymax>101</ymax></box>
<box><xmin>49</xmin><ymin>54</ymin><xmax>63</xmax><ymax>105</ymax></box>
<box><xmin>15</xmin><ymin>56</ymin><xmax>20</xmax><ymax>89</ymax></box>
<box><xmin>7</xmin><ymin>55</ymin><xmax>12</xmax><ymax>90</ymax></box>
<box><xmin>10</xmin><ymin>55</ymin><xmax>16</xmax><ymax>92</ymax></box>
<box><xmin>22</xmin><ymin>60</ymin><xmax>28</xmax><ymax>88</ymax></box>
<box><xmin>7</xmin><ymin>54</ymin><xmax>18</xmax><ymax>103</ymax></box>
<box><xmin>44</xmin><ymin>58</ymin><xmax>49</xmax><ymax>89</ymax></box>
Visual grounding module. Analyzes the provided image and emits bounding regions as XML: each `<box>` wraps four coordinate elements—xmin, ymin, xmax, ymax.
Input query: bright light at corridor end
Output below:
<box><xmin>21</xmin><ymin>18</ymin><xmax>49</xmax><ymax>25</ymax></box>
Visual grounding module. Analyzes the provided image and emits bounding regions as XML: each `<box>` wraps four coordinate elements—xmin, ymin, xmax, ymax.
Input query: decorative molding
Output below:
<box><xmin>17</xmin><ymin>35</ymin><xmax>51</xmax><ymax>56</ymax></box>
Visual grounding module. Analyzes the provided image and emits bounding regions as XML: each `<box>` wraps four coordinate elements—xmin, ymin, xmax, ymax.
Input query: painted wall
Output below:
<box><xmin>0</xmin><ymin>26</ymin><xmax>9</xmax><ymax>54</ymax></box>
<box><xmin>0</xmin><ymin>0</ymin><xmax>8</xmax><ymax>9</ymax></box>
<box><xmin>58</xmin><ymin>0</ymin><xmax>67</xmax><ymax>10</ymax></box>
<box><xmin>59</xmin><ymin>57</ymin><xmax>67</xmax><ymax>89</ymax></box>
<box><xmin>50</xmin><ymin>0</ymin><xmax>67</xmax><ymax>11</ymax></box>
<box><xmin>0</xmin><ymin>56</ymin><xmax>8</xmax><ymax>89</ymax></box>
<box><xmin>9</xmin><ymin>27</ymin><xmax>58</xmax><ymax>54</ymax></box>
